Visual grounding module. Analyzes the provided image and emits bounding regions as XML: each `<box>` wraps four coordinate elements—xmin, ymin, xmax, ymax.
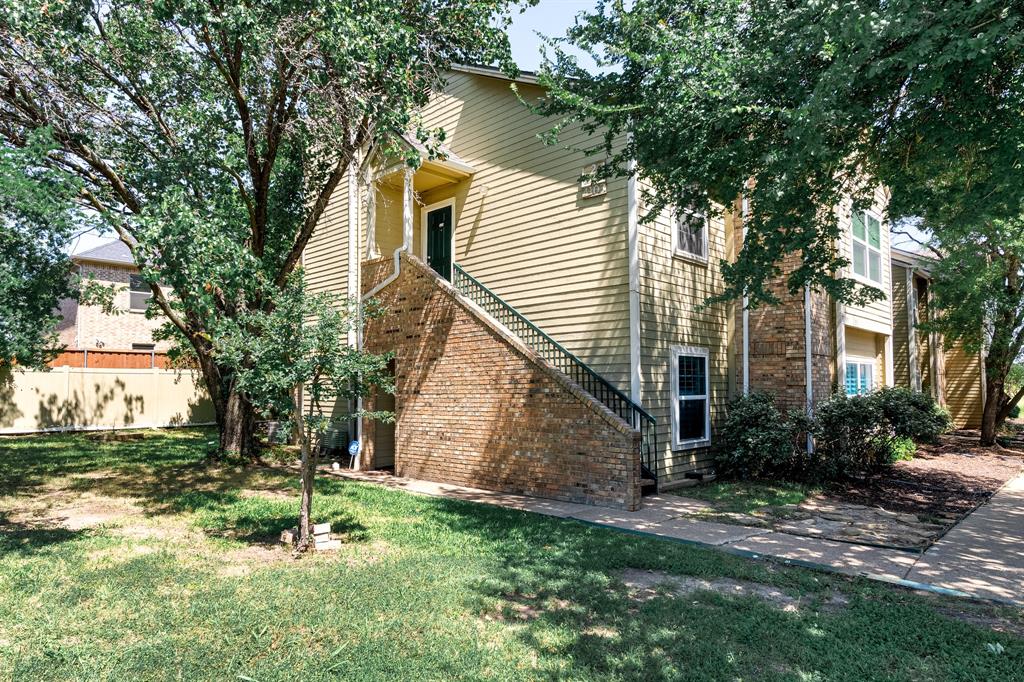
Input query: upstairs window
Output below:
<box><xmin>670</xmin><ymin>346</ymin><xmax>711</xmax><ymax>449</ymax></box>
<box><xmin>129</xmin><ymin>274</ymin><xmax>151</xmax><ymax>312</ymax></box>
<box><xmin>673</xmin><ymin>207</ymin><xmax>708</xmax><ymax>261</ymax></box>
<box><xmin>852</xmin><ymin>211</ymin><xmax>882</xmax><ymax>283</ymax></box>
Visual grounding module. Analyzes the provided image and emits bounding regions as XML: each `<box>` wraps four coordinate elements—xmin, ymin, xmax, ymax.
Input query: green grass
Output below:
<box><xmin>675</xmin><ymin>480</ymin><xmax>819</xmax><ymax>515</ymax></box>
<box><xmin>0</xmin><ymin>429</ymin><xmax>1022</xmax><ymax>681</ymax></box>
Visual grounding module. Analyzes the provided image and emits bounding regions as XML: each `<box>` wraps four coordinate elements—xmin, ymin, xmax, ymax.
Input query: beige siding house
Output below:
<box><xmin>890</xmin><ymin>248</ymin><xmax>984</xmax><ymax>427</ymax></box>
<box><xmin>303</xmin><ymin>65</ymin><xmax>986</xmax><ymax>510</ymax></box>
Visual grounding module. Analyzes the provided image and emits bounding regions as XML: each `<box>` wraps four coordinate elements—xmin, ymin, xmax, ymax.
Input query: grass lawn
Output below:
<box><xmin>1</xmin><ymin>429</ymin><xmax>1022</xmax><ymax>681</ymax></box>
<box><xmin>674</xmin><ymin>480</ymin><xmax>819</xmax><ymax>515</ymax></box>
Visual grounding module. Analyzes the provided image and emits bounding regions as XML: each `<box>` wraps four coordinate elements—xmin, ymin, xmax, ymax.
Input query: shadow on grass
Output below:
<box><xmin>0</xmin><ymin>427</ymin><xmax>218</xmax><ymax>495</ymax></box>
<box><xmin>164</xmin><ymin>488</ymin><xmax>369</xmax><ymax>545</ymax></box>
<box><xmin>0</xmin><ymin>513</ymin><xmax>91</xmax><ymax>555</ymax></box>
<box><xmin>404</xmin><ymin>496</ymin><xmax>1024</xmax><ymax>681</ymax></box>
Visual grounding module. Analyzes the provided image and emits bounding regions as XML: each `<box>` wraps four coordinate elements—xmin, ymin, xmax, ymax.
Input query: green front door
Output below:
<box><xmin>426</xmin><ymin>205</ymin><xmax>453</xmax><ymax>281</ymax></box>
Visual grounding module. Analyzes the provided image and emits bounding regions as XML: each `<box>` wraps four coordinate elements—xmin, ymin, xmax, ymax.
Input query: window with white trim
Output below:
<box><xmin>670</xmin><ymin>346</ymin><xmax>710</xmax><ymax>449</ymax></box>
<box><xmin>851</xmin><ymin>211</ymin><xmax>882</xmax><ymax>283</ymax></box>
<box><xmin>672</xmin><ymin>206</ymin><xmax>708</xmax><ymax>261</ymax></box>
<box><xmin>129</xmin><ymin>274</ymin><xmax>151</xmax><ymax>312</ymax></box>
<box><xmin>845</xmin><ymin>359</ymin><xmax>874</xmax><ymax>395</ymax></box>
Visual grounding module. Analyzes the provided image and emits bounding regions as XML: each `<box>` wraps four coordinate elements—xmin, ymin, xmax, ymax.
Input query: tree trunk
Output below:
<box><xmin>980</xmin><ymin>379</ymin><xmax>1004</xmax><ymax>446</ymax></box>
<box><xmin>190</xmin><ymin>343</ymin><xmax>259</xmax><ymax>459</ymax></box>
<box><xmin>294</xmin><ymin>384</ymin><xmax>316</xmax><ymax>552</ymax></box>
<box><xmin>220</xmin><ymin>390</ymin><xmax>257</xmax><ymax>457</ymax></box>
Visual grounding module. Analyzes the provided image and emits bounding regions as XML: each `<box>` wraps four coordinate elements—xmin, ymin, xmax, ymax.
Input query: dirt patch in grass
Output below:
<box><xmin>620</xmin><ymin>568</ymin><xmax>847</xmax><ymax>613</ymax></box>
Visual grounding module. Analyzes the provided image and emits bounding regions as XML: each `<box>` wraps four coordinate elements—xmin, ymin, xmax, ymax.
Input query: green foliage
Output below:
<box><xmin>0</xmin><ymin>0</ymin><xmax>528</xmax><ymax>452</ymax></box>
<box><xmin>889</xmin><ymin>436</ymin><xmax>917</xmax><ymax>464</ymax></box>
<box><xmin>921</xmin><ymin>218</ymin><xmax>1024</xmax><ymax>440</ymax></box>
<box><xmin>719</xmin><ymin>389</ymin><xmax>948</xmax><ymax>482</ymax></box>
<box><xmin>714</xmin><ymin>392</ymin><xmax>809</xmax><ymax>480</ymax></box>
<box><xmin>211</xmin><ymin>272</ymin><xmax>392</xmax><ymax>431</ymax></box>
<box><xmin>536</xmin><ymin>0</ymin><xmax>1024</xmax><ymax>307</ymax></box>
<box><xmin>0</xmin><ymin>131</ymin><xmax>81</xmax><ymax>368</ymax></box>
<box><xmin>872</xmin><ymin>386</ymin><xmax>951</xmax><ymax>444</ymax></box>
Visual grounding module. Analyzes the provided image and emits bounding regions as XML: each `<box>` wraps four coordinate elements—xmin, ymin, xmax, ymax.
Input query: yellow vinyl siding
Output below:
<box><xmin>416</xmin><ymin>71</ymin><xmax>632</xmax><ymax>385</ymax></box>
<box><xmin>891</xmin><ymin>263</ymin><xmax>911</xmax><ymax>387</ymax></box>
<box><xmin>304</xmin><ymin>176</ymin><xmax>350</xmax><ymax>297</ymax></box>
<box><xmin>638</xmin><ymin>194</ymin><xmax>733</xmax><ymax>478</ymax></box>
<box><xmin>304</xmin><ymin>69</ymin><xmax>632</xmax><ymax>403</ymax></box>
<box><xmin>944</xmin><ymin>346</ymin><xmax>984</xmax><ymax>428</ymax></box>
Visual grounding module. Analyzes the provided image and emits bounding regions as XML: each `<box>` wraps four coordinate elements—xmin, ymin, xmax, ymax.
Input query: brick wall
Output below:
<box><xmin>61</xmin><ymin>262</ymin><xmax>169</xmax><ymax>351</ymax></box>
<box><xmin>733</xmin><ymin>249</ymin><xmax>835</xmax><ymax>411</ymax></box>
<box><xmin>360</xmin><ymin>255</ymin><xmax>642</xmax><ymax>510</ymax></box>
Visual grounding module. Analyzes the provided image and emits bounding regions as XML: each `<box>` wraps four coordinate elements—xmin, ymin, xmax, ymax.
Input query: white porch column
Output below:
<box><xmin>836</xmin><ymin>301</ymin><xmax>847</xmax><ymax>393</ymax></box>
<box><xmin>365</xmin><ymin>171</ymin><xmax>379</xmax><ymax>260</ymax></box>
<box><xmin>402</xmin><ymin>167</ymin><xmax>414</xmax><ymax>249</ymax></box>
<box><xmin>347</xmin><ymin>157</ymin><xmax>359</xmax><ymax>347</ymax></box>
<box><xmin>907</xmin><ymin>269</ymin><xmax>921</xmax><ymax>391</ymax></box>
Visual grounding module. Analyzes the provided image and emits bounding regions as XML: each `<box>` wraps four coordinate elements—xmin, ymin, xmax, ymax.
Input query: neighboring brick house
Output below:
<box><xmin>57</xmin><ymin>240</ymin><xmax>168</xmax><ymax>352</ymax></box>
<box><xmin>303</xmin><ymin>65</ymin><xmax>983</xmax><ymax>510</ymax></box>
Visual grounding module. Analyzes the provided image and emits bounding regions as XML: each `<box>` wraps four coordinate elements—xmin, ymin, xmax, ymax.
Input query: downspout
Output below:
<box><xmin>357</xmin><ymin>165</ymin><xmax>413</xmax><ymax>468</ymax></box>
<box><xmin>804</xmin><ymin>284</ymin><xmax>814</xmax><ymax>453</ymax></box>
<box><xmin>364</xmin><ymin>166</ymin><xmax>414</xmax><ymax>300</ymax></box>
<box><xmin>627</xmin><ymin>159</ymin><xmax>642</xmax><ymax>406</ymax></box>
<box><xmin>741</xmin><ymin>196</ymin><xmax>750</xmax><ymax>394</ymax></box>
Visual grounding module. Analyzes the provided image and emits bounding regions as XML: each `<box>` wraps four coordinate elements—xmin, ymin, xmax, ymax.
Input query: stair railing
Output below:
<box><xmin>452</xmin><ymin>263</ymin><xmax>659</xmax><ymax>484</ymax></box>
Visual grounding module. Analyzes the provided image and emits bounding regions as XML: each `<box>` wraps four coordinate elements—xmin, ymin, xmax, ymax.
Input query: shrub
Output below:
<box><xmin>1010</xmin><ymin>403</ymin><xmax>1021</xmax><ymax>419</ymax></box>
<box><xmin>888</xmin><ymin>436</ymin><xmax>917</xmax><ymax>463</ymax></box>
<box><xmin>715</xmin><ymin>392</ymin><xmax>801</xmax><ymax>479</ymax></box>
<box><xmin>812</xmin><ymin>393</ymin><xmax>892</xmax><ymax>478</ymax></box>
<box><xmin>872</xmin><ymin>386</ymin><xmax>950</xmax><ymax>443</ymax></box>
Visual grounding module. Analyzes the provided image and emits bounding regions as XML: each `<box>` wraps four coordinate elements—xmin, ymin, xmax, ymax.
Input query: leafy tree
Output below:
<box><xmin>922</xmin><ymin>218</ymin><xmax>1024</xmax><ymax>444</ymax></box>
<box><xmin>0</xmin><ymin>0</ymin><xmax>524</xmax><ymax>456</ymax></box>
<box><xmin>0</xmin><ymin>132</ymin><xmax>80</xmax><ymax>370</ymax></box>
<box><xmin>536</xmin><ymin>0</ymin><xmax>1024</xmax><ymax>446</ymax></box>
<box><xmin>534</xmin><ymin>0</ymin><xmax>1024</xmax><ymax>306</ymax></box>
<box><xmin>214</xmin><ymin>274</ymin><xmax>392</xmax><ymax>551</ymax></box>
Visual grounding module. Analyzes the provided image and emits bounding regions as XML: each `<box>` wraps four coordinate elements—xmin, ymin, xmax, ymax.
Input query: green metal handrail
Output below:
<box><xmin>452</xmin><ymin>263</ymin><xmax>659</xmax><ymax>483</ymax></box>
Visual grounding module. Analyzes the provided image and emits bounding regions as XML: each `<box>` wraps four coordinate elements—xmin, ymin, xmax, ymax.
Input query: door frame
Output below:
<box><xmin>419</xmin><ymin>197</ymin><xmax>457</xmax><ymax>279</ymax></box>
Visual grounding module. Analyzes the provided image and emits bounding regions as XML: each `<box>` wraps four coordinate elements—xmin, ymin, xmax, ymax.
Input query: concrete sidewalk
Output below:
<box><xmin>906</xmin><ymin>472</ymin><xmax>1024</xmax><ymax>604</ymax></box>
<box><xmin>325</xmin><ymin>467</ymin><xmax>1024</xmax><ymax>605</ymax></box>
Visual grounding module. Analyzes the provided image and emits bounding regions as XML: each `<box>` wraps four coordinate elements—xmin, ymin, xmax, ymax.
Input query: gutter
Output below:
<box><xmin>804</xmin><ymin>284</ymin><xmax>814</xmax><ymax>453</ymax></box>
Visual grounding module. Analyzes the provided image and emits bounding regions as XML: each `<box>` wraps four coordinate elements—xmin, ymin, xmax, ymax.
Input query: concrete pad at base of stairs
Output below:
<box><xmin>643</xmin><ymin>517</ymin><xmax>771</xmax><ymax>546</ymax></box>
<box><xmin>727</xmin><ymin>532</ymin><xmax>919</xmax><ymax>581</ymax></box>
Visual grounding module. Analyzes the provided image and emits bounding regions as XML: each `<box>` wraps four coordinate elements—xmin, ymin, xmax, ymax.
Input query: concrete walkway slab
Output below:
<box><xmin>727</xmin><ymin>532</ymin><xmax>919</xmax><ymax>582</ymax></box>
<box><xmin>645</xmin><ymin>517</ymin><xmax>769</xmax><ymax>546</ymax></box>
<box><xmin>321</xmin><ymin>465</ymin><xmax>1024</xmax><ymax>604</ymax></box>
<box><xmin>906</xmin><ymin>472</ymin><xmax>1024</xmax><ymax>604</ymax></box>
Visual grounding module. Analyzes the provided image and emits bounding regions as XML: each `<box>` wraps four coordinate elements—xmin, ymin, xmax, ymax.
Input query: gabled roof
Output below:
<box><xmin>73</xmin><ymin>239</ymin><xmax>136</xmax><ymax>267</ymax></box>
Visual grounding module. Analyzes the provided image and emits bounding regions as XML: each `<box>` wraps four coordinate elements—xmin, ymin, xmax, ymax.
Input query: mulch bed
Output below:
<box><xmin>827</xmin><ymin>431</ymin><xmax>1024</xmax><ymax>521</ymax></box>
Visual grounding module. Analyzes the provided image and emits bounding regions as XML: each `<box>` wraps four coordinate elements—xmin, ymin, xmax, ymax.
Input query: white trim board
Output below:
<box><xmin>669</xmin><ymin>345</ymin><xmax>712</xmax><ymax>451</ymax></box>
